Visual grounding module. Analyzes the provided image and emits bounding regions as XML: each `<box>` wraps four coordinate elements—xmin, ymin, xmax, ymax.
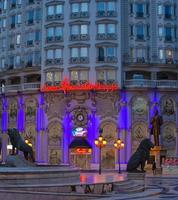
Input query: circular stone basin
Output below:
<box><xmin>0</xmin><ymin>166</ymin><xmax>80</xmax><ymax>185</ymax></box>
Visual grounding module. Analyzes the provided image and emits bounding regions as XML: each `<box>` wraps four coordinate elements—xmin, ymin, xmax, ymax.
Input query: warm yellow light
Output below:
<box><xmin>103</xmin><ymin>140</ymin><xmax>107</xmax><ymax>145</ymax></box>
<box><xmin>95</xmin><ymin>140</ymin><xmax>99</xmax><ymax>145</ymax></box>
<box><xmin>28</xmin><ymin>143</ymin><xmax>32</xmax><ymax>147</ymax></box>
<box><xmin>114</xmin><ymin>143</ymin><xmax>117</xmax><ymax>148</ymax></box>
<box><xmin>25</xmin><ymin>140</ymin><xmax>29</xmax><ymax>144</ymax></box>
<box><xmin>121</xmin><ymin>143</ymin><xmax>124</xmax><ymax>148</ymax></box>
<box><xmin>117</xmin><ymin>139</ymin><xmax>121</xmax><ymax>144</ymax></box>
<box><xmin>98</xmin><ymin>136</ymin><xmax>103</xmax><ymax>142</ymax></box>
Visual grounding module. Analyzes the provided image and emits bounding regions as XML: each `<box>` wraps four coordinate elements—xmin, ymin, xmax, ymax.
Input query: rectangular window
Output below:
<box><xmin>71</xmin><ymin>71</ymin><xmax>78</xmax><ymax>80</ymax></box>
<box><xmin>47</xmin><ymin>50</ymin><xmax>53</xmax><ymax>59</ymax></box>
<box><xmin>35</xmin><ymin>31</ymin><xmax>40</xmax><ymax>41</ymax></box>
<box><xmin>71</xmin><ymin>25</ymin><xmax>79</xmax><ymax>34</ymax></box>
<box><xmin>15</xmin><ymin>55</ymin><xmax>20</xmax><ymax>65</ymax></box>
<box><xmin>71</xmin><ymin>48</ymin><xmax>79</xmax><ymax>57</ymax></box>
<box><xmin>108</xmin><ymin>2</ymin><xmax>115</xmax><ymax>11</ymax></box>
<box><xmin>17</xmin><ymin>14</ymin><xmax>21</xmax><ymax>24</ymax></box>
<box><xmin>107</xmin><ymin>24</ymin><xmax>115</xmax><ymax>34</ymax></box>
<box><xmin>81</xmin><ymin>25</ymin><xmax>88</xmax><ymax>34</ymax></box>
<box><xmin>107</xmin><ymin>47</ymin><xmax>114</xmax><ymax>56</ymax></box>
<box><xmin>98</xmin><ymin>24</ymin><xmax>105</xmax><ymax>34</ymax></box>
<box><xmin>107</xmin><ymin>70</ymin><xmax>115</xmax><ymax>80</ymax></box>
<box><xmin>16</xmin><ymin>34</ymin><xmax>21</xmax><ymax>44</ymax></box>
<box><xmin>47</xmin><ymin>27</ymin><xmax>54</xmax><ymax>37</ymax></box>
<box><xmin>55</xmin><ymin>27</ymin><xmax>62</xmax><ymax>37</ymax></box>
<box><xmin>81</xmin><ymin>3</ymin><xmax>88</xmax><ymax>12</ymax></box>
<box><xmin>56</xmin><ymin>5</ymin><xmax>62</xmax><ymax>14</ymax></box>
<box><xmin>80</xmin><ymin>71</ymin><xmax>88</xmax><ymax>81</ymax></box>
<box><xmin>159</xmin><ymin>49</ymin><xmax>164</xmax><ymax>59</ymax></box>
<box><xmin>72</xmin><ymin>3</ymin><xmax>79</xmax><ymax>13</ymax></box>
<box><xmin>158</xmin><ymin>27</ymin><xmax>164</xmax><ymax>37</ymax></box>
<box><xmin>47</xmin><ymin>6</ymin><xmax>54</xmax><ymax>15</ymax></box>
<box><xmin>158</xmin><ymin>5</ymin><xmax>163</xmax><ymax>15</ymax></box>
<box><xmin>55</xmin><ymin>49</ymin><xmax>62</xmax><ymax>59</ymax></box>
<box><xmin>54</xmin><ymin>71</ymin><xmax>62</xmax><ymax>82</ymax></box>
<box><xmin>80</xmin><ymin>47</ymin><xmax>88</xmax><ymax>57</ymax></box>
<box><xmin>97</xmin><ymin>2</ymin><xmax>105</xmax><ymax>11</ymax></box>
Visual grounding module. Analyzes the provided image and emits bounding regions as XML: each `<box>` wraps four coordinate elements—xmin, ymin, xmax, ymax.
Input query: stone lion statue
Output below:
<box><xmin>7</xmin><ymin>128</ymin><xmax>35</xmax><ymax>162</ymax></box>
<box><xmin>127</xmin><ymin>138</ymin><xmax>154</xmax><ymax>172</ymax></box>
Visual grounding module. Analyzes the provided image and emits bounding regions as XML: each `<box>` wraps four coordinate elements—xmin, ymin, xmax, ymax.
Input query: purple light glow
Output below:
<box><xmin>62</xmin><ymin>111</ymin><xmax>72</xmax><ymax>164</ymax></box>
<box><xmin>2</xmin><ymin>97</ymin><xmax>8</xmax><ymax>132</ymax></box>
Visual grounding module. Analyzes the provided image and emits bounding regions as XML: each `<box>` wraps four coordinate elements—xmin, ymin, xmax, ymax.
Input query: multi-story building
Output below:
<box><xmin>0</xmin><ymin>0</ymin><xmax>177</xmax><ymax>169</ymax></box>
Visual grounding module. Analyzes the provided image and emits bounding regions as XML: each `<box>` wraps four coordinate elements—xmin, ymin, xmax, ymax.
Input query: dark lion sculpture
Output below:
<box><xmin>7</xmin><ymin>128</ymin><xmax>35</xmax><ymax>162</ymax></box>
<box><xmin>127</xmin><ymin>138</ymin><xmax>154</xmax><ymax>173</ymax></box>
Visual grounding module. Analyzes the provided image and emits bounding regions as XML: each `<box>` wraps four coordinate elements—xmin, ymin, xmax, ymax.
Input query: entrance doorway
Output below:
<box><xmin>70</xmin><ymin>148</ymin><xmax>91</xmax><ymax>169</ymax></box>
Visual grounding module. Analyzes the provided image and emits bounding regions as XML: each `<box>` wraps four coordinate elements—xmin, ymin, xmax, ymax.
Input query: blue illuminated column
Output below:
<box><xmin>17</xmin><ymin>95</ymin><xmax>24</xmax><ymax>133</ymax></box>
<box><xmin>87</xmin><ymin>111</ymin><xmax>99</xmax><ymax>165</ymax></box>
<box><xmin>150</xmin><ymin>89</ymin><xmax>158</xmax><ymax>141</ymax></box>
<box><xmin>176</xmin><ymin>95</ymin><xmax>178</xmax><ymax>156</ymax></box>
<box><xmin>117</xmin><ymin>89</ymin><xmax>129</xmax><ymax>167</ymax></box>
<box><xmin>1</xmin><ymin>96</ymin><xmax>8</xmax><ymax>163</ymax></box>
<box><xmin>62</xmin><ymin>111</ymin><xmax>72</xmax><ymax>164</ymax></box>
<box><xmin>36</xmin><ymin>93</ymin><xmax>47</xmax><ymax>163</ymax></box>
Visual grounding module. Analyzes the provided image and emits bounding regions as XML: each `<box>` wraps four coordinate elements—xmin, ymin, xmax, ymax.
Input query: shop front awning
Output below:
<box><xmin>69</xmin><ymin>137</ymin><xmax>92</xmax><ymax>149</ymax></box>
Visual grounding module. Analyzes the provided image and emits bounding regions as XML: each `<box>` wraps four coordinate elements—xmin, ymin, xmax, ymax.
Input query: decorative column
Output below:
<box><xmin>17</xmin><ymin>95</ymin><xmax>24</xmax><ymax>133</ymax></box>
<box><xmin>117</xmin><ymin>89</ymin><xmax>128</xmax><ymax>169</ymax></box>
<box><xmin>1</xmin><ymin>96</ymin><xmax>8</xmax><ymax>163</ymax></box>
<box><xmin>62</xmin><ymin>111</ymin><xmax>72</xmax><ymax>164</ymax></box>
<box><xmin>36</xmin><ymin>93</ymin><xmax>47</xmax><ymax>164</ymax></box>
<box><xmin>88</xmin><ymin>111</ymin><xmax>99</xmax><ymax>167</ymax></box>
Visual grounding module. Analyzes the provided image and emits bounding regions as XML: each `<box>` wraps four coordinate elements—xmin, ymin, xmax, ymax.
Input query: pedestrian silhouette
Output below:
<box><xmin>152</xmin><ymin>161</ymin><xmax>156</xmax><ymax>175</ymax></box>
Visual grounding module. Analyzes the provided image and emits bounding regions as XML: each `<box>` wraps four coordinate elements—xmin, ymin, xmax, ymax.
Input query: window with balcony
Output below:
<box><xmin>10</xmin><ymin>0</ymin><xmax>16</xmax><ymax>9</ymax></box>
<box><xmin>10</xmin><ymin>15</ymin><xmax>16</xmax><ymax>29</ymax></box>
<box><xmin>165</xmin><ymin>5</ymin><xmax>172</xmax><ymax>19</ymax></box>
<box><xmin>136</xmin><ymin>25</ymin><xmax>144</xmax><ymax>40</ymax></box>
<box><xmin>70</xmin><ymin>24</ymin><xmax>88</xmax><ymax>41</ymax></box>
<box><xmin>26</xmin><ymin>32</ymin><xmax>34</xmax><ymax>46</ymax></box>
<box><xmin>0</xmin><ymin>58</ymin><xmax>5</xmax><ymax>70</ymax></box>
<box><xmin>165</xmin><ymin>49</ymin><xmax>173</xmax><ymax>64</ymax></box>
<box><xmin>27</xmin><ymin>10</ymin><xmax>34</xmax><ymax>25</ymax></box>
<box><xmin>71</xmin><ymin>3</ymin><xmax>88</xmax><ymax>18</ymax></box>
<box><xmin>16</xmin><ymin>34</ymin><xmax>21</xmax><ymax>45</ymax></box>
<box><xmin>17</xmin><ymin>14</ymin><xmax>21</xmax><ymax>24</ymax></box>
<box><xmin>97</xmin><ymin>23</ymin><xmax>116</xmax><ymax>40</ymax></box>
<box><xmin>9</xmin><ymin>56</ymin><xmax>14</xmax><ymax>69</ymax></box>
<box><xmin>70</xmin><ymin>70</ymin><xmax>88</xmax><ymax>84</ymax></box>
<box><xmin>136</xmin><ymin>48</ymin><xmax>146</xmax><ymax>63</ymax></box>
<box><xmin>26</xmin><ymin>53</ymin><xmax>33</xmax><ymax>67</ymax></box>
<box><xmin>70</xmin><ymin>47</ymin><xmax>89</xmax><ymax>64</ymax></box>
<box><xmin>15</xmin><ymin>55</ymin><xmax>21</xmax><ymax>68</ymax></box>
<box><xmin>158</xmin><ymin>4</ymin><xmax>163</xmax><ymax>15</ymax></box>
<box><xmin>46</xmin><ymin>49</ymin><xmax>63</xmax><ymax>65</ymax></box>
<box><xmin>165</xmin><ymin>27</ymin><xmax>172</xmax><ymax>41</ymax></box>
<box><xmin>135</xmin><ymin>3</ymin><xmax>144</xmax><ymax>18</ymax></box>
<box><xmin>96</xmin><ymin>69</ymin><xmax>116</xmax><ymax>84</ymax></box>
<box><xmin>46</xmin><ymin>26</ymin><xmax>63</xmax><ymax>42</ymax></box>
<box><xmin>9</xmin><ymin>35</ymin><xmax>15</xmax><ymax>50</ymax></box>
<box><xmin>46</xmin><ymin>71</ymin><xmax>62</xmax><ymax>85</ymax></box>
<box><xmin>47</xmin><ymin>4</ymin><xmax>63</xmax><ymax>20</ymax></box>
<box><xmin>97</xmin><ymin>46</ymin><xmax>117</xmax><ymax>63</ymax></box>
<box><xmin>97</xmin><ymin>1</ymin><xmax>116</xmax><ymax>17</ymax></box>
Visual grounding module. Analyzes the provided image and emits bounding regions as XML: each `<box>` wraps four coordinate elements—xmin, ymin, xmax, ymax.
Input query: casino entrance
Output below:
<box><xmin>69</xmin><ymin>128</ymin><xmax>92</xmax><ymax>169</ymax></box>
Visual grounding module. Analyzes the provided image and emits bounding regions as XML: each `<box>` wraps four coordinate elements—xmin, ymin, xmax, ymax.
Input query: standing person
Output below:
<box><xmin>152</xmin><ymin>161</ymin><xmax>156</xmax><ymax>175</ymax></box>
<box><xmin>150</xmin><ymin>110</ymin><xmax>163</xmax><ymax>146</ymax></box>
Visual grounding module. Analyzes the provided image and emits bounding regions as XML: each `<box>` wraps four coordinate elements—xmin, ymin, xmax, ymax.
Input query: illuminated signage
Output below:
<box><xmin>72</xmin><ymin>127</ymin><xmax>87</xmax><ymax>137</ymax></box>
<box><xmin>71</xmin><ymin>148</ymin><xmax>92</xmax><ymax>154</ymax></box>
<box><xmin>41</xmin><ymin>78</ymin><xmax>119</xmax><ymax>93</ymax></box>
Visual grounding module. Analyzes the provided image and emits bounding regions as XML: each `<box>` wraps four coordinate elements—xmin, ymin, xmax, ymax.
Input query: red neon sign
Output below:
<box><xmin>75</xmin><ymin>148</ymin><xmax>92</xmax><ymax>154</ymax></box>
<box><xmin>40</xmin><ymin>78</ymin><xmax>119</xmax><ymax>93</ymax></box>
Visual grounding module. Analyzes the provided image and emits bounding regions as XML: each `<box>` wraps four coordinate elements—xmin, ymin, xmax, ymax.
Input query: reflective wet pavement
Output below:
<box><xmin>80</xmin><ymin>172</ymin><xmax>178</xmax><ymax>200</ymax></box>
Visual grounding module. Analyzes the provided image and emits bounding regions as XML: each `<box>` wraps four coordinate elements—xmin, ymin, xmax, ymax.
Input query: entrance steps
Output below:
<box><xmin>113</xmin><ymin>179</ymin><xmax>145</xmax><ymax>193</ymax></box>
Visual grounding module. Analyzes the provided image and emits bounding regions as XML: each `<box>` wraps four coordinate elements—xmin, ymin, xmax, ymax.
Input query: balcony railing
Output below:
<box><xmin>124</xmin><ymin>80</ymin><xmax>178</xmax><ymax>88</ymax></box>
<box><xmin>0</xmin><ymin>82</ymin><xmax>40</xmax><ymax>94</ymax></box>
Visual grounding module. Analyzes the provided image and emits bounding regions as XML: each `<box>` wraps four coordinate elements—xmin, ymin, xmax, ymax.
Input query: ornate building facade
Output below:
<box><xmin>0</xmin><ymin>0</ymin><xmax>178</xmax><ymax>169</ymax></box>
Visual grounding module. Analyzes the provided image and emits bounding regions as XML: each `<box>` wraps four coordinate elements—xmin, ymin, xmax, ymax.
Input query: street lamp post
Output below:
<box><xmin>114</xmin><ymin>138</ymin><xmax>124</xmax><ymax>174</ymax></box>
<box><xmin>94</xmin><ymin>135</ymin><xmax>107</xmax><ymax>174</ymax></box>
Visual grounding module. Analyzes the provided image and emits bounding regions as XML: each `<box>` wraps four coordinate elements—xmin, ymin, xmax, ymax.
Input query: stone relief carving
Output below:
<box><xmin>8</xmin><ymin>99</ymin><xmax>17</xmax><ymax>121</ymax></box>
<box><xmin>47</xmin><ymin>121</ymin><xmax>62</xmax><ymax>146</ymax></box>
<box><xmin>160</xmin><ymin>96</ymin><xmax>176</xmax><ymax>120</ymax></box>
<box><xmin>45</xmin><ymin>93</ymin><xmax>65</xmax><ymax>118</ymax></box>
<box><xmin>100</xmin><ymin>121</ymin><xmax>117</xmax><ymax>143</ymax></box>
<box><xmin>49</xmin><ymin>149</ymin><xmax>61</xmax><ymax>165</ymax></box>
<box><xmin>162</xmin><ymin>124</ymin><xmax>176</xmax><ymax>150</ymax></box>
<box><xmin>25</xmin><ymin>97</ymin><xmax>37</xmax><ymax>121</ymax></box>
<box><xmin>132</xmin><ymin>123</ymin><xmax>148</xmax><ymax>153</ymax></box>
<box><xmin>132</xmin><ymin>96</ymin><xmax>148</xmax><ymax>118</ymax></box>
<box><xmin>71</xmin><ymin>107</ymin><xmax>88</xmax><ymax>127</ymax></box>
<box><xmin>101</xmin><ymin>148</ymin><xmax>115</xmax><ymax>169</ymax></box>
<box><xmin>96</xmin><ymin>92</ymin><xmax>119</xmax><ymax>117</ymax></box>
